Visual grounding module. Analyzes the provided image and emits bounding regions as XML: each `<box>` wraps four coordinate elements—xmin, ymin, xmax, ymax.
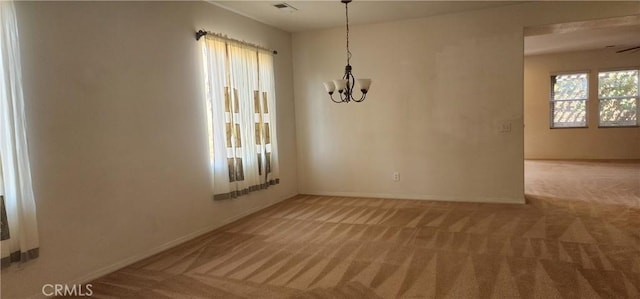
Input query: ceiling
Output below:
<box><xmin>210</xmin><ymin>1</ymin><xmax>640</xmax><ymax>56</ymax></box>
<box><xmin>524</xmin><ymin>16</ymin><xmax>640</xmax><ymax>56</ymax></box>
<box><xmin>210</xmin><ymin>1</ymin><xmax>519</xmax><ymax>33</ymax></box>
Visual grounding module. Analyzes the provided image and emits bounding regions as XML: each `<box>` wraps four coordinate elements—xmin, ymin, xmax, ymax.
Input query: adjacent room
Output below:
<box><xmin>1</xmin><ymin>1</ymin><xmax>638</xmax><ymax>298</ymax></box>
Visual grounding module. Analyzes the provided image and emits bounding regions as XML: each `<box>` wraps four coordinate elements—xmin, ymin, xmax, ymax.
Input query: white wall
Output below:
<box><xmin>2</xmin><ymin>2</ymin><xmax>297</xmax><ymax>298</ymax></box>
<box><xmin>525</xmin><ymin>48</ymin><xmax>640</xmax><ymax>159</ymax></box>
<box><xmin>292</xmin><ymin>2</ymin><xmax>640</xmax><ymax>203</ymax></box>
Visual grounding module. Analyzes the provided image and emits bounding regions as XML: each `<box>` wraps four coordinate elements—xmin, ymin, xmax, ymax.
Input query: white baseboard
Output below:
<box><xmin>302</xmin><ymin>191</ymin><xmax>525</xmax><ymax>205</ymax></box>
<box><xmin>28</xmin><ymin>192</ymin><xmax>298</xmax><ymax>299</ymax></box>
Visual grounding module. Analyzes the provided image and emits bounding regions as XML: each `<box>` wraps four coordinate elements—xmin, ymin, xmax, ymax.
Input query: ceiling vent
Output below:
<box><xmin>273</xmin><ymin>3</ymin><xmax>298</xmax><ymax>13</ymax></box>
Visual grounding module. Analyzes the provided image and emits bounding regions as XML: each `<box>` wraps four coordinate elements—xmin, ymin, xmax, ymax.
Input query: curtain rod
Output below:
<box><xmin>195</xmin><ymin>30</ymin><xmax>278</xmax><ymax>55</ymax></box>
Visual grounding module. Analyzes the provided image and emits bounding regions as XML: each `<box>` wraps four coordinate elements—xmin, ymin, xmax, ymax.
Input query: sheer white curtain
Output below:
<box><xmin>201</xmin><ymin>35</ymin><xmax>279</xmax><ymax>199</ymax></box>
<box><xmin>0</xmin><ymin>0</ymin><xmax>39</xmax><ymax>268</ymax></box>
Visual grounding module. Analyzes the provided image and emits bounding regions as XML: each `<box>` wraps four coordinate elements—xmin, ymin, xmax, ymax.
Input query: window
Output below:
<box><xmin>550</xmin><ymin>73</ymin><xmax>588</xmax><ymax>128</ymax></box>
<box><xmin>598</xmin><ymin>69</ymin><xmax>639</xmax><ymax>127</ymax></box>
<box><xmin>200</xmin><ymin>35</ymin><xmax>279</xmax><ymax>200</ymax></box>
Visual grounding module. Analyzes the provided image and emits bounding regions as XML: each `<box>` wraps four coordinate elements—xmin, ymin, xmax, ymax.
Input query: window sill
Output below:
<box><xmin>550</xmin><ymin>126</ymin><xmax>589</xmax><ymax>129</ymax></box>
<box><xmin>598</xmin><ymin>125</ymin><xmax>640</xmax><ymax>129</ymax></box>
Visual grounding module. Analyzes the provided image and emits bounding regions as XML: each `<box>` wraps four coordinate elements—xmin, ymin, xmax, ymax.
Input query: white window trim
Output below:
<box><xmin>549</xmin><ymin>71</ymin><xmax>590</xmax><ymax>129</ymax></box>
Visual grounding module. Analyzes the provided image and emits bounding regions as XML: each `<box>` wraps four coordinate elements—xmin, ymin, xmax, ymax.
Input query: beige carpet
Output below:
<box><xmin>87</xmin><ymin>160</ymin><xmax>640</xmax><ymax>298</ymax></box>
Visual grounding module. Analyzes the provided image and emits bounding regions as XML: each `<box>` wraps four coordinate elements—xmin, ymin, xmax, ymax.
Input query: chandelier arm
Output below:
<box><xmin>344</xmin><ymin>68</ymin><xmax>356</xmax><ymax>101</ymax></box>
<box><xmin>342</xmin><ymin>69</ymin><xmax>351</xmax><ymax>100</ymax></box>
<box><xmin>345</xmin><ymin>67</ymin><xmax>357</xmax><ymax>102</ymax></box>
<box><xmin>352</xmin><ymin>92</ymin><xmax>367</xmax><ymax>102</ymax></box>
<box><xmin>329</xmin><ymin>93</ymin><xmax>344</xmax><ymax>103</ymax></box>
<box><xmin>349</xmin><ymin>74</ymin><xmax>356</xmax><ymax>98</ymax></box>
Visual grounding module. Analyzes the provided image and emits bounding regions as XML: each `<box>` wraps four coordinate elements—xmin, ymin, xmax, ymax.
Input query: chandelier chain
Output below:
<box><xmin>345</xmin><ymin>1</ymin><xmax>351</xmax><ymax>65</ymax></box>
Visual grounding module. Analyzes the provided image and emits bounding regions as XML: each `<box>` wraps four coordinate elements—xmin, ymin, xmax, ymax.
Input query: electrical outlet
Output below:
<box><xmin>393</xmin><ymin>172</ymin><xmax>400</xmax><ymax>182</ymax></box>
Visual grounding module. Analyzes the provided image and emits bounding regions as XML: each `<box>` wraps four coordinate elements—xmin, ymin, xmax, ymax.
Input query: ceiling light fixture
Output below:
<box><xmin>323</xmin><ymin>0</ymin><xmax>371</xmax><ymax>103</ymax></box>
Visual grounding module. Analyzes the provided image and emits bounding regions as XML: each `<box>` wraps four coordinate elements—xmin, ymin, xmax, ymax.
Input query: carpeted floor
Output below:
<box><xmin>88</xmin><ymin>160</ymin><xmax>640</xmax><ymax>298</ymax></box>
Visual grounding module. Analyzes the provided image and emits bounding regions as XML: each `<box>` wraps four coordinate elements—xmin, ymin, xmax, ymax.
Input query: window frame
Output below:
<box><xmin>549</xmin><ymin>71</ymin><xmax>590</xmax><ymax>129</ymax></box>
<box><xmin>597</xmin><ymin>67</ymin><xmax>640</xmax><ymax>128</ymax></box>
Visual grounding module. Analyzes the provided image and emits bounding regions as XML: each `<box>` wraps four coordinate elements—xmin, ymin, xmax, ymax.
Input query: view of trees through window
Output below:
<box><xmin>598</xmin><ymin>70</ymin><xmax>639</xmax><ymax>127</ymax></box>
<box><xmin>550</xmin><ymin>73</ymin><xmax>588</xmax><ymax>128</ymax></box>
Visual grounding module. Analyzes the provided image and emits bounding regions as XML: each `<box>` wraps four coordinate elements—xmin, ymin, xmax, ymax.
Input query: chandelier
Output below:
<box><xmin>323</xmin><ymin>0</ymin><xmax>371</xmax><ymax>103</ymax></box>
